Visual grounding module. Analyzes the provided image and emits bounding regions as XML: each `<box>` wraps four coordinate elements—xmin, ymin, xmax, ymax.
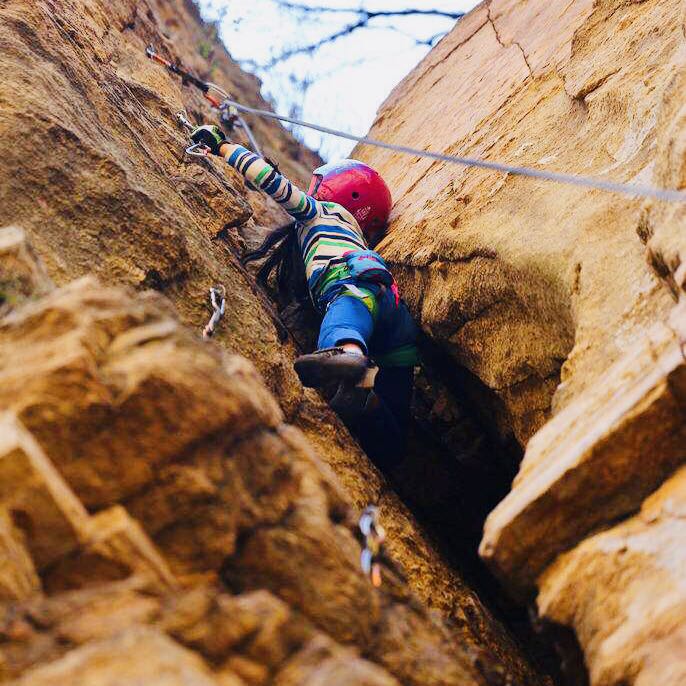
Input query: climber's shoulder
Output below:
<box><xmin>314</xmin><ymin>200</ymin><xmax>362</xmax><ymax>231</ymax></box>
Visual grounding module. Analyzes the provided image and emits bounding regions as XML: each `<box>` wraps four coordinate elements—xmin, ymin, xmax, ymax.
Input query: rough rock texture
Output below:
<box><xmin>5</xmin><ymin>0</ymin><xmax>685</xmax><ymax>682</ymax></box>
<box><xmin>0</xmin><ymin>0</ymin><xmax>522</xmax><ymax>640</ymax></box>
<box><xmin>0</xmin><ymin>227</ymin><xmax>52</xmax><ymax>312</ymax></box>
<box><xmin>360</xmin><ymin>0</ymin><xmax>683</xmax><ymax>445</ymax></box>
<box><xmin>2</xmin><ymin>581</ymin><xmax>404</xmax><ymax>686</ymax></box>
<box><xmin>358</xmin><ymin>0</ymin><xmax>686</xmax><ymax>684</ymax></box>
<box><xmin>0</xmin><ymin>0</ymin><xmax>315</xmax><ymax>410</ymax></box>
<box><xmin>481</xmin><ymin>303</ymin><xmax>686</xmax><ymax>594</ymax></box>
<box><xmin>0</xmin><ymin>268</ymin><xmax>547</xmax><ymax>686</ymax></box>
<box><xmin>537</xmin><ymin>465</ymin><xmax>686</xmax><ymax>686</ymax></box>
<box><xmin>0</xmin><ymin>0</ymin><xmax>550</xmax><ymax>681</ymax></box>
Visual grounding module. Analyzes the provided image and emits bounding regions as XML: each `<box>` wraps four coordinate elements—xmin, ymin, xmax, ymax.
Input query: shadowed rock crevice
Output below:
<box><xmin>357</xmin><ymin>1</ymin><xmax>686</xmax><ymax>684</ymax></box>
<box><xmin>0</xmin><ymin>0</ymin><xmax>562</xmax><ymax>683</ymax></box>
<box><xmin>0</xmin><ymin>268</ymin><xmax>556</xmax><ymax>686</ymax></box>
<box><xmin>252</xmin><ymin>259</ymin><xmax>578</xmax><ymax>683</ymax></box>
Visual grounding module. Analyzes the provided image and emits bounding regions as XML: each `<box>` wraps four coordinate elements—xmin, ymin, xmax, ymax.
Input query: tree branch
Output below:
<box><xmin>272</xmin><ymin>1</ymin><xmax>465</xmax><ymax>20</ymax></box>
<box><xmin>256</xmin><ymin>3</ymin><xmax>464</xmax><ymax>68</ymax></box>
<box><xmin>261</xmin><ymin>18</ymin><xmax>370</xmax><ymax>68</ymax></box>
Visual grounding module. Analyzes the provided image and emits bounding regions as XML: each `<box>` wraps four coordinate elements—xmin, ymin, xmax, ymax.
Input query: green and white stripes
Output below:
<box><xmin>224</xmin><ymin>144</ymin><xmax>368</xmax><ymax>297</ymax></box>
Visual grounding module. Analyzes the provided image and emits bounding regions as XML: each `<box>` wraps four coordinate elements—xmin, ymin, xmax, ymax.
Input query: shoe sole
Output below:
<box><xmin>294</xmin><ymin>353</ymin><xmax>368</xmax><ymax>388</ymax></box>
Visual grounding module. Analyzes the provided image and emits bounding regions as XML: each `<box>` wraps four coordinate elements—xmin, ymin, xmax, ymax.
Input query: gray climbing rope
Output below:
<box><xmin>147</xmin><ymin>43</ymin><xmax>685</xmax><ymax>203</ymax></box>
<box><xmin>220</xmin><ymin>98</ymin><xmax>686</xmax><ymax>204</ymax></box>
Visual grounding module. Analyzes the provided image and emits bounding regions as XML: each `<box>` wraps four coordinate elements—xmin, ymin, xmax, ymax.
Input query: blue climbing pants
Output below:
<box><xmin>318</xmin><ymin>291</ymin><xmax>373</xmax><ymax>352</ymax></box>
<box><xmin>317</xmin><ymin>283</ymin><xmax>418</xmax><ymax>469</ymax></box>
<box><xmin>318</xmin><ymin>284</ymin><xmax>418</xmax><ymax>364</ymax></box>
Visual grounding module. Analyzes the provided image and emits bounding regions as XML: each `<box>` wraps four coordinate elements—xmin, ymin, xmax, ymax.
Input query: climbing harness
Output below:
<box><xmin>145</xmin><ymin>44</ymin><xmax>262</xmax><ymax>157</ymax></box>
<box><xmin>359</xmin><ymin>505</ymin><xmax>386</xmax><ymax>588</ymax></box>
<box><xmin>218</xmin><ymin>98</ymin><xmax>686</xmax><ymax>205</ymax></box>
<box><xmin>202</xmin><ymin>285</ymin><xmax>226</xmax><ymax>338</ymax></box>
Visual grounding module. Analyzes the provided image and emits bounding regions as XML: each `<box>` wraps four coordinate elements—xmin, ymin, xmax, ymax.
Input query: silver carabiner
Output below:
<box><xmin>202</xmin><ymin>285</ymin><xmax>227</xmax><ymax>339</ymax></box>
<box><xmin>185</xmin><ymin>142</ymin><xmax>210</xmax><ymax>157</ymax></box>
<box><xmin>176</xmin><ymin>111</ymin><xmax>195</xmax><ymax>131</ymax></box>
<box><xmin>359</xmin><ymin>505</ymin><xmax>384</xmax><ymax>540</ymax></box>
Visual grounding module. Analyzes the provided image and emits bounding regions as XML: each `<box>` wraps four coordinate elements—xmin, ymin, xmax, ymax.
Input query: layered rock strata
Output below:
<box><xmin>361</xmin><ymin>0</ymin><xmax>684</xmax><ymax>445</ymax></box>
<box><xmin>0</xmin><ymin>0</ymin><xmax>551</xmax><ymax>681</ymax></box>
<box><xmin>359</xmin><ymin>1</ymin><xmax>686</xmax><ymax>684</ymax></box>
<box><xmin>0</xmin><ymin>240</ymin><xmax>546</xmax><ymax>685</ymax></box>
<box><xmin>0</xmin><ymin>0</ymin><xmax>513</xmax><ymax>632</ymax></box>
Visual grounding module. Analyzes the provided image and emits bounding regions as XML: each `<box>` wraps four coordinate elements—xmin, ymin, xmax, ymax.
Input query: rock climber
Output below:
<box><xmin>190</xmin><ymin>124</ymin><xmax>419</xmax><ymax>469</ymax></box>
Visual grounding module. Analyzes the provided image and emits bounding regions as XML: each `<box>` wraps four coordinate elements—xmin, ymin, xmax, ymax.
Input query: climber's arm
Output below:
<box><xmin>189</xmin><ymin>124</ymin><xmax>318</xmax><ymax>223</ymax></box>
<box><xmin>219</xmin><ymin>142</ymin><xmax>318</xmax><ymax>223</ymax></box>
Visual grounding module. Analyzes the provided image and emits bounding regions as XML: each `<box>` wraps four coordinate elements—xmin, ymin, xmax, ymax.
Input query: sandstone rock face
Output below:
<box><xmin>0</xmin><ymin>3</ymin><xmax>551</xmax><ymax>684</ymax></box>
<box><xmin>0</xmin><ymin>271</ymin><xmax>547</xmax><ymax>685</ymax></box>
<box><xmin>10</xmin><ymin>627</ymin><xmax>221</xmax><ymax>686</ymax></box>
<box><xmin>0</xmin><ymin>509</ymin><xmax>40</xmax><ymax>604</ymax></box>
<box><xmin>5</xmin><ymin>0</ymin><xmax>684</xmax><ymax>682</ymax></box>
<box><xmin>0</xmin><ymin>0</ymin><xmax>523</xmax><ymax>657</ymax></box>
<box><xmin>360</xmin><ymin>0</ymin><xmax>684</xmax><ymax>445</ymax></box>
<box><xmin>0</xmin><ymin>228</ymin><xmax>52</xmax><ymax>312</ymax></box>
<box><xmin>538</xmin><ymin>466</ymin><xmax>686</xmax><ymax>686</ymax></box>
<box><xmin>358</xmin><ymin>0</ymin><xmax>686</xmax><ymax>684</ymax></box>
<box><xmin>480</xmin><ymin>304</ymin><xmax>686</xmax><ymax>595</ymax></box>
<box><xmin>0</xmin><ymin>0</ymin><xmax>314</xmax><ymax>414</ymax></box>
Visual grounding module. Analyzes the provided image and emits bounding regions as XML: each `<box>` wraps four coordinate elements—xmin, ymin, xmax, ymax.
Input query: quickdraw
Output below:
<box><xmin>146</xmin><ymin>44</ymin><xmax>224</xmax><ymax>107</ymax></box>
<box><xmin>359</xmin><ymin>505</ymin><xmax>386</xmax><ymax>588</ymax></box>
<box><xmin>202</xmin><ymin>285</ymin><xmax>226</xmax><ymax>339</ymax></box>
<box><xmin>146</xmin><ymin>47</ymin><xmax>291</xmax><ymax>344</ymax></box>
<box><xmin>146</xmin><ymin>44</ymin><xmax>262</xmax><ymax>157</ymax></box>
<box><xmin>176</xmin><ymin>110</ymin><xmax>209</xmax><ymax>157</ymax></box>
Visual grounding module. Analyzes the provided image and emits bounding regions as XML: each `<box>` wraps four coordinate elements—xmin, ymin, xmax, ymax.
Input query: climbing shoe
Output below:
<box><xmin>294</xmin><ymin>347</ymin><xmax>371</xmax><ymax>388</ymax></box>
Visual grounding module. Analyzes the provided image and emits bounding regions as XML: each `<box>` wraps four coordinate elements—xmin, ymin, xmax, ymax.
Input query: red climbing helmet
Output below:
<box><xmin>308</xmin><ymin>160</ymin><xmax>392</xmax><ymax>243</ymax></box>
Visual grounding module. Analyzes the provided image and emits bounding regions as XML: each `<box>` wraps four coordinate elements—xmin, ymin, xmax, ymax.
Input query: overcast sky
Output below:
<box><xmin>197</xmin><ymin>0</ymin><xmax>479</xmax><ymax>160</ymax></box>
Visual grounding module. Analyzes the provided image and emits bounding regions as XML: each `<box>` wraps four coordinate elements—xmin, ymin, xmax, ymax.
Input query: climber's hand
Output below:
<box><xmin>190</xmin><ymin>124</ymin><xmax>227</xmax><ymax>156</ymax></box>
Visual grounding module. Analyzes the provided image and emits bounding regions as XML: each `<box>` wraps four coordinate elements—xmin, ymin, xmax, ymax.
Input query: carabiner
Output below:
<box><xmin>185</xmin><ymin>142</ymin><xmax>210</xmax><ymax>157</ymax></box>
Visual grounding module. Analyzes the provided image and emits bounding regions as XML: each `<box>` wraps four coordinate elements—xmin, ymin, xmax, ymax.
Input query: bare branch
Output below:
<box><xmin>256</xmin><ymin>3</ymin><xmax>464</xmax><ymax>68</ymax></box>
<box><xmin>418</xmin><ymin>31</ymin><xmax>448</xmax><ymax>47</ymax></box>
<box><xmin>272</xmin><ymin>1</ymin><xmax>465</xmax><ymax>20</ymax></box>
<box><xmin>261</xmin><ymin>18</ymin><xmax>370</xmax><ymax>68</ymax></box>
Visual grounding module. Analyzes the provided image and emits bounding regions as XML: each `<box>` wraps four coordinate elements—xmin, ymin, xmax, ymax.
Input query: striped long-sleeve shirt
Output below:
<box><xmin>224</xmin><ymin>143</ymin><xmax>368</xmax><ymax>300</ymax></box>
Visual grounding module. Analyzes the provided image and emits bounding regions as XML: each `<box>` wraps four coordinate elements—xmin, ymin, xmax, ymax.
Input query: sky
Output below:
<box><xmin>197</xmin><ymin>0</ymin><xmax>479</xmax><ymax>160</ymax></box>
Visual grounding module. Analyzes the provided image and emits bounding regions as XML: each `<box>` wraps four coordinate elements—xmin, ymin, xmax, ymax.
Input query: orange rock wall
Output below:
<box><xmin>0</xmin><ymin>1</ymin><xmax>551</xmax><ymax>684</ymax></box>
<box><xmin>358</xmin><ymin>1</ymin><xmax>686</xmax><ymax>684</ymax></box>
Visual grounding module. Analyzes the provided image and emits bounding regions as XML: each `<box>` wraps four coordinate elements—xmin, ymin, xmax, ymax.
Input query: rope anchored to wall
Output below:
<box><xmin>147</xmin><ymin>43</ymin><xmax>686</xmax><ymax>203</ymax></box>
<box><xmin>146</xmin><ymin>45</ymin><xmax>263</xmax><ymax>157</ymax></box>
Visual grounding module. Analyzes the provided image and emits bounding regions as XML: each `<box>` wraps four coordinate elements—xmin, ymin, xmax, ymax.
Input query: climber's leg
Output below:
<box><xmin>353</xmin><ymin>288</ymin><xmax>419</xmax><ymax>468</ymax></box>
<box><xmin>373</xmin><ymin>365</ymin><xmax>414</xmax><ymax>435</ymax></box>
<box><xmin>317</xmin><ymin>291</ymin><xmax>375</xmax><ymax>351</ymax></box>
<box><xmin>370</xmin><ymin>290</ymin><xmax>420</xmax><ymax>368</ymax></box>
<box><xmin>354</xmin><ymin>365</ymin><xmax>414</xmax><ymax>470</ymax></box>
<box><xmin>294</xmin><ymin>289</ymin><xmax>376</xmax><ymax>388</ymax></box>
